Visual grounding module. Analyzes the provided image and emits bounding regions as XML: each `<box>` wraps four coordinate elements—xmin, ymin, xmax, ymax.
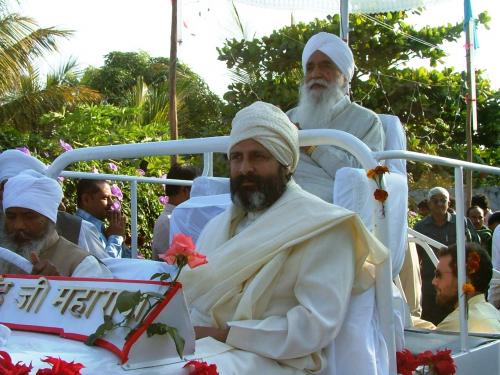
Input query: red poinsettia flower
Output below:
<box><xmin>0</xmin><ymin>351</ymin><xmax>32</xmax><ymax>375</ymax></box>
<box><xmin>160</xmin><ymin>233</ymin><xmax>207</xmax><ymax>269</ymax></box>
<box><xmin>36</xmin><ymin>356</ymin><xmax>84</xmax><ymax>375</ymax></box>
<box><xmin>183</xmin><ymin>360</ymin><xmax>218</xmax><ymax>375</ymax></box>
<box><xmin>373</xmin><ymin>188</ymin><xmax>389</xmax><ymax>202</ymax></box>
<box><xmin>396</xmin><ymin>349</ymin><xmax>418</xmax><ymax>375</ymax></box>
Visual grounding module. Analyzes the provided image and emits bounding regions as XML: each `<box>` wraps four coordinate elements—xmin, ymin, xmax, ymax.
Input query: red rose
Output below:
<box><xmin>159</xmin><ymin>233</ymin><xmax>207</xmax><ymax>269</ymax></box>
<box><xmin>0</xmin><ymin>351</ymin><xmax>32</xmax><ymax>375</ymax></box>
<box><xmin>373</xmin><ymin>188</ymin><xmax>388</xmax><ymax>202</ymax></box>
<box><xmin>36</xmin><ymin>357</ymin><xmax>84</xmax><ymax>375</ymax></box>
<box><xmin>183</xmin><ymin>360</ymin><xmax>218</xmax><ymax>375</ymax></box>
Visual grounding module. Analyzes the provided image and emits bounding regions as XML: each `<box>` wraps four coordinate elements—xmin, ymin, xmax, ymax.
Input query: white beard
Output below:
<box><xmin>295</xmin><ymin>79</ymin><xmax>346</xmax><ymax>130</ymax></box>
<box><xmin>1</xmin><ymin>220</ymin><xmax>55</xmax><ymax>260</ymax></box>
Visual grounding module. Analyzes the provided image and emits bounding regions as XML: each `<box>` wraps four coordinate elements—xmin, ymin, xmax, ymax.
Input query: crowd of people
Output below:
<box><xmin>0</xmin><ymin>31</ymin><xmax>499</xmax><ymax>373</ymax></box>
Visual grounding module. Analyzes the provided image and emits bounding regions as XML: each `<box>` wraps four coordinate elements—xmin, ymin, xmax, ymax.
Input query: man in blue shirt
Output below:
<box><xmin>76</xmin><ymin>179</ymin><xmax>128</xmax><ymax>258</ymax></box>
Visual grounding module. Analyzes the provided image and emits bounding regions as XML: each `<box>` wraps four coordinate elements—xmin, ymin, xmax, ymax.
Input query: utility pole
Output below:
<box><xmin>464</xmin><ymin>2</ymin><xmax>477</xmax><ymax>209</ymax></box>
<box><xmin>169</xmin><ymin>0</ymin><xmax>178</xmax><ymax>165</ymax></box>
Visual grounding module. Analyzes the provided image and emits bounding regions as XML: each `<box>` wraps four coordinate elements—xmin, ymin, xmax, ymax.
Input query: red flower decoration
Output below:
<box><xmin>396</xmin><ymin>349</ymin><xmax>418</xmax><ymax>375</ymax></box>
<box><xmin>0</xmin><ymin>351</ymin><xmax>32</xmax><ymax>375</ymax></box>
<box><xmin>431</xmin><ymin>349</ymin><xmax>456</xmax><ymax>375</ymax></box>
<box><xmin>160</xmin><ymin>233</ymin><xmax>207</xmax><ymax>269</ymax></box>
<box><xmin>466</xmin><ymin>252</ymin><xmax>480</xmax><ymax>275</ymax></box>
<box><xmin>183</xmin><ymin>360</ymin><xmax>218</xmax><ymax>375</ymax></box>
<box><xmin>36</xmin><ymin>357</ymin><xmax>84</xmax><ymax>375</ymax></box>
<box><xmin>374</xmin><ymin>188</ymin><xmax>389</xmax><ymax>202</ymax></box>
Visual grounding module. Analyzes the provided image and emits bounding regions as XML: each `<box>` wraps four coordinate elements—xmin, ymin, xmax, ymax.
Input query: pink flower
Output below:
<box><xmin>57</xmin><ymin>176</ymin><xmax>65</xmax><ymax>183</ymax></box>
<box><xmin>0</xmin><ymin>350</ymin><xmax>32</xmax><ymax>375</ymax></box>
<box><xmin>159</xmin><ymin>233</ymin><xmax>207</xmax><ymax>269</ymax></box>
<box><xmin>59</xmin><ymin>139</ymin><xmax>73</xmax><ymax>152</ymax></box>
<box><xmin>37</xmin><ymin>356</ymin><xmax>84</xmax><ymax>374</ymax></box>
<box><xmin>108</xmin><ymin>162</ymin><xmax>118</xmax><ymax>171</ymax></box>
<box><xmin>111</xmin><ymin>184</ymin><xmax>123</xmax><ymax>201</ymax></box>
<box><xmin>91</xmin><ymin>166</ymin><xmax>99</xmax><ymax>174</ymax></box>
<box><xmin>159</xmin><ymin>195</ymin><xmax>169</xmax><ymax>205</ymax></box>
<box><xmin>110</xmin><ymin>201</ymin><xmax>121</xmax><ymax>212</ymax></box>
<box><xmin>16</xmin><ymin>146</ymin><xmax>31</xmax><ymax>156</ymax></box>
<box><xmin>136</xmin><ymin>168</ymin><xmax>145</xmax><ymax>176</ymax></box>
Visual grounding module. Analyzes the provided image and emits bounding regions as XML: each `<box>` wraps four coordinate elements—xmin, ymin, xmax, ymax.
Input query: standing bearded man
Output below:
<box><xmin>180</xmin><ymin>101</ymin><xmax>388</xmax><ymax>374</ymax></box>
<box><xmin>287</xmin><ymin>32</ymin><xmax>385</xmax><ymax>203</ymax></box>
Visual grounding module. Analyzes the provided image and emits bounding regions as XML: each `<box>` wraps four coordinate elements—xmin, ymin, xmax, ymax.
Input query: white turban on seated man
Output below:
<box><xmin>0</xmin><ymin>170</ymin><xmax>112</xmax><ymax>278</ymax></box>
<box><xmin>179</xmin><ymin>101</ymin><xmax>388</xmax><ymax>374</ymax></box>
<box><xmin>287</xmin><ymin>31</ymin><xmax>385</xmax><ymax>203</ymax></box>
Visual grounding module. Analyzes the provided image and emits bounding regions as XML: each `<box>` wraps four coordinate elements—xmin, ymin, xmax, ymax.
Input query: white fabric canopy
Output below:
<box><xmin>233</xmin><ymin>0</ymin><xmax>451</xmax><ymax>13</ymax></box>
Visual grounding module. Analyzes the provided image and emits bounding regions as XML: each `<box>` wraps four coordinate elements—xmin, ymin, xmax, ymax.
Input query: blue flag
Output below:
<box><xmin>464</xmin><ymin>0</ymin><xmax>479</xmax><ymax>49</ymax></box>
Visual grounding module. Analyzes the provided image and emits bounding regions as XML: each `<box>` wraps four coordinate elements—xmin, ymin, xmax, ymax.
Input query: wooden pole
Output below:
<box><xmin>169</xmin><ymin>0</ymin><xmax>178</xmax><ymax>165</ymax></box>
<box><xmin>464</xmin><ymin>13</ymin><xmax>477</xmax><ymax>209</ymax></box>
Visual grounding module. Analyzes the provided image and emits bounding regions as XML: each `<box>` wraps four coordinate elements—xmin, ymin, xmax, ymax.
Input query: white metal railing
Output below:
<box><xmin>45</xmin><ymin>129</ymin><xmax>500</xmax><ymax>374</ymax></box>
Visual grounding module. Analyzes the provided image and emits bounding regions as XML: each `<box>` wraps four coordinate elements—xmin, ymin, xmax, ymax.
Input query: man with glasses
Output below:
<box><xmin>414</xmin><ymin>187</ymin><xmax>478</xmax><ymax>325</ymax></box>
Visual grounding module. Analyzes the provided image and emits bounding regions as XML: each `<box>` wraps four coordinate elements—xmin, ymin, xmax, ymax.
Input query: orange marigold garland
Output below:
<box><xmin>462</xmin><ymin>251</ymin><xmax>480</xmax><ymax>320</ymax></box>
<box><xmin>367</xmin><ymin>165</ymin><xmax>389</xmax><ymax>216</ymax></box>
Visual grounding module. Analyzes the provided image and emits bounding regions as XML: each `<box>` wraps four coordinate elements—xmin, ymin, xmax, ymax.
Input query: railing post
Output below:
<box><xmin>454</xmin><ymin>166</ymin><xmax>468</xmax><ymax>352</ymax></box>
<box><xmin>202</xmin><ymin>152</ymin><xmax>214</xmax><ymax>177</ymax></box>
<box><xmin>130</xmin><ymin>180</ymin><xmax>138</xmax><ymax>258</ymax></box>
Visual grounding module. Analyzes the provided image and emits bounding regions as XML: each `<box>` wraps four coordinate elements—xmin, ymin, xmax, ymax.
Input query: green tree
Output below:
<box><xmin>217</xmin><ymin>11</ymin><xmax>498</xmax><ymax>185</ymax></box>
<box><xmin>0</xmin><ymin>1</ymin><xmax>101</xmax><ymax>131</ymax></box>
<box><xmin>81</xmin><ymin>52</ymin><xmax>228</xmax><ymax>139</ymax></box>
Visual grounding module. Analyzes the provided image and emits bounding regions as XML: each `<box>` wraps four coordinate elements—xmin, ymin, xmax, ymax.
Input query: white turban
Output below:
<box><xmin>228</xmin><ymin>101</ymin><xmax>299</xmax><ymax>173</ymax></box>
<box><xmin>3</xmin><ymin>170</ymin><xmax>62</xmax><ymax>223</ymax></box>
<box><xmin>428</xmin><ymin>187</ymin><xmax>450</xmax><ymax>201</ymax></box>
<box><xmin>302</xmin><ymin>32</ymin><xmax>355</xmax><ymax>81</ymax></box>
<box><xmin>0</xmin><ymin>150</ymin><xmax>46</xmax><ymax>182</ymax></box>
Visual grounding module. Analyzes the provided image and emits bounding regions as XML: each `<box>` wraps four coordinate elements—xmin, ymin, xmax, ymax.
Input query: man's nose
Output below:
<box><xmin>239</xmin><ymin>158</ymin><xmax>255</xmax><ymax>175</ymax></box>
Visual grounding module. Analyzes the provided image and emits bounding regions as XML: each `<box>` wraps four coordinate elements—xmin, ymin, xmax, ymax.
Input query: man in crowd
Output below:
<box><xmin>180</xmin><ymin>101</ymin><xmax>388</xmax><ymax>374</ymax></box>
<box><xmin>433</xmin><ymin>244</ymin><xmax>500</xmax><ymax>333</ymax></box>
<box><xmin>0</xmin><ymin>170</ymin><xmax>112</xmax><ymax>277</ymax></box>
<box><xmin>472</xmin><ymin>194</ymin><xmax>494</xmax><ymax>224</ymax></box>
<box><xmin>152</xmin><ymin>164</ymin><xmax>198</xmax><ymax>260</ymax></box>
<box><xmin>287</xmin><ymin>32</ymin><xmax>384</xmax><ymax>203</ymax></box>
<box><xmin>414</xmin><ymin>187</ymin><xmax>479</xmax><ymax>325</ymax></box>
<box><xmin>467</xmin><ymin>205</ymin><xmax>492</xmax><ymax>254</ymax></box>
<box><xmin>76</xmin><ymin>179</ymin><xmax>129</xmax><ymax>258</ymax></box>
<box><xmin>0</xmin><ymin>149</ymin><xmax>107</xmax><ymax>259</ymax></box>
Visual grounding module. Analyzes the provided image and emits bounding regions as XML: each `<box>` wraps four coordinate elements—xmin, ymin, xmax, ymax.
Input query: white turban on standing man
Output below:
<box><xmin>287</xmin><ymin>31</ymin><xmax>385</xmax><ymax>203</ymax></box>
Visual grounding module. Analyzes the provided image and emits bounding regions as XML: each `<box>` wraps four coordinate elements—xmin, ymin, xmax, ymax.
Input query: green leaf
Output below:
<box><xmin>146</xmin><ymin>322</ymin><xmax>168</xmax><ymax>337</ymax></box>
<box><xmin>166</xmin><ymin>326</ymin><xmax>185</xmax><ymax>359</ymax></box>
<box><xmin>116</xmin><ymin>290</ymin><xmax>143</xmax><ymax>313</ymax></box>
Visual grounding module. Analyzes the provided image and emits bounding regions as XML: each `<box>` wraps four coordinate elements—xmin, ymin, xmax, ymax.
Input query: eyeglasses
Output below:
<box><xmin>434</xmin><ymin>269</ymin><xmax>453</xmax><ymax>279</ymax></box>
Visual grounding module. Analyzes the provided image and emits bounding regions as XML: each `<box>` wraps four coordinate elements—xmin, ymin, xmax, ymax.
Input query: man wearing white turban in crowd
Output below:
<box><xmin>287</xmin><ymin>32</ymin><xmax>385</xmax><ymax>203</ymax></box>
<box><xmin>180</xmin><ymin>101</ymin><xmax>388</xmax><ymax>374</ymax></box>
<box><xmin>0</xmin><ymin>170</ymin><xmax>112</xmax><ymax>278</ymax></box>
<box><xmin>0</xmin><ymin>149</ymin><xmax>108</xmax><ymax>259</ymax></box>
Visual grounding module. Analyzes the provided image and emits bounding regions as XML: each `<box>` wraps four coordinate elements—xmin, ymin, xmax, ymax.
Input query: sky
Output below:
<box><xmin>10</xmin><ymin>0</ymin><xmax>500</xmax><ymax>97</ymax></box>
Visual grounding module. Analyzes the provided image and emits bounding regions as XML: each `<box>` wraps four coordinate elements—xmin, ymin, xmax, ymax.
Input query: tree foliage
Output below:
<box><xmin>218</xmin><ymin>11</ymin><xmax>498</xmax><ymax>186</ymax></box>
<box><xmin>0</xmin><ymin>1</ymin><xmax>101</xmax><ymax>131</ymax></box>
<box><xmin>81</xmin><ymin>51</ymin><xmax>228</xmax><ymax>139</ymax></box>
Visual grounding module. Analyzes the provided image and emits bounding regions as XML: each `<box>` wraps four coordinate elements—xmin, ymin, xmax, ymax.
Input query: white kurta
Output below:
<box><xmin>181</xmin><ymin>180</ymin><xmax>388</xmax><ymax>374</ymax></box>
<box><xmin>287</xmin><ymin>96</ymin><xmax>385</xmax><ymax>203</ymax></box>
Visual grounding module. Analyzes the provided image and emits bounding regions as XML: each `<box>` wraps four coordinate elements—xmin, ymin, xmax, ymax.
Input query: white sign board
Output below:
<box><xmin>0</xmin><ymin>275</ymin><xmax>195</xmax><ymax>370</ymax></box>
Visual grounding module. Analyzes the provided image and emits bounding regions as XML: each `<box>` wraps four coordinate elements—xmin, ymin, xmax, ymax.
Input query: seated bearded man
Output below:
<box><xmin>180</xmin><ymin>101</ymin><xmax>388</xmax><ymax>374</ymax></box>
<box><xmin>287</xmin><ymin>32</ymin><xmax>384</xmax><ymax>203</ymax></box>
<box><xmin>0</xmin><ymin>170</ymin><xmax>112</xmax><ymax>278</ymax></box>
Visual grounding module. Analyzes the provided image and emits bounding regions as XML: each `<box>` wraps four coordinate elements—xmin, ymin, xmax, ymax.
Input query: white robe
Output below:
<box><xmin>287</xmin><ymin>97</ymin><xmax>384</xmax><ymax>203</ymax></box>
<box><xmin>181</xmin><ymin>180</ymin><xmax>388</xmax><ymax>374</ymax></box>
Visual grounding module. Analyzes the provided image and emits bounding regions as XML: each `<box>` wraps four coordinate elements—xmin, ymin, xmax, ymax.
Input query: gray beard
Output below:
<box><xmin>295</xmin><ymin>79</ymin><xmax>346</xmax><ymax>130</ymax></box>
<box><xmin>0</xmin><ymin>218</ymin><xmax>55</xmax><ymax>273</ymax></box>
